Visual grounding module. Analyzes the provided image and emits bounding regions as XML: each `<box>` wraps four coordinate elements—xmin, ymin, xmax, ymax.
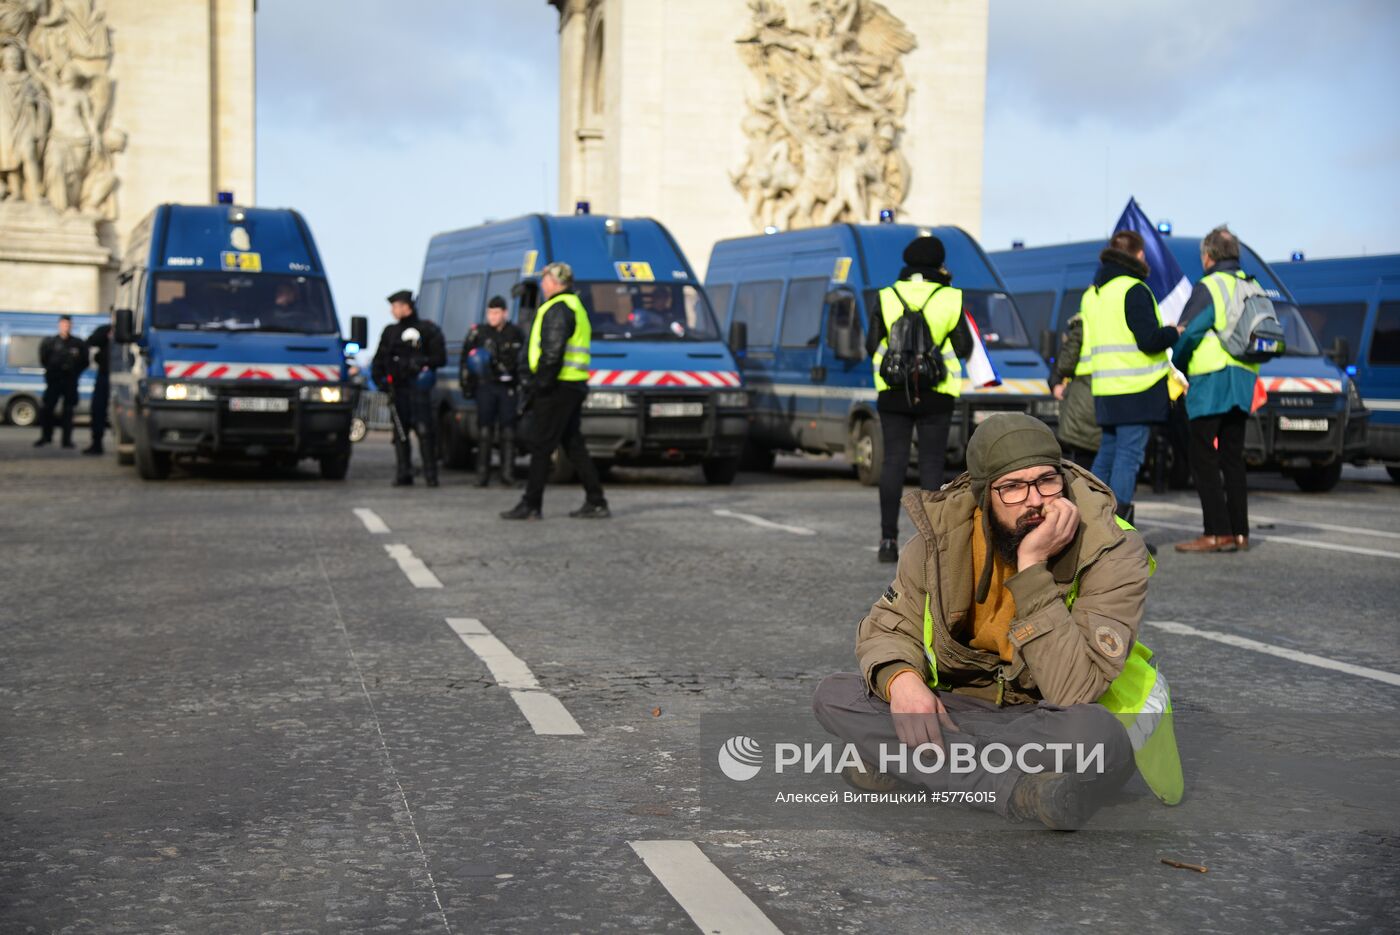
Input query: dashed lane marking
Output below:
<box><xmin>353</xmin><ymin>507</ymin><xmax>390</xmax><ymax>534</ymax></box>
<box><xmin>1135</xmin><ymin>501</ymin><xmax>1400</xmax><ymax>541</ymax></box>
<box><xmin>385</xmin><ymin>543</ymin><xmax>444</xmax><ymax>588</ymax></box>
<box><xmin>629</xmin><ymin>840</ymin><xmax>784</xmax><ymax>935</ymax></box>
<box><xmin>713</xmin><ymin>508</ymin><xmax>816</xmax><ymax>536</ymax></box>
<box><xmin>1135</xmin><ymin>517</ymin><xmax>1400</xmax><ymax>561</ymax></box>
<box><xmin>446</xmin><ymin>618</ymin><xmax>583</xmax><ymax>735</ymax></box>
<box><xmin>1149</xmin><ymin>620</ymin><xmax>1400</xmax><ymax>688</ymax></box>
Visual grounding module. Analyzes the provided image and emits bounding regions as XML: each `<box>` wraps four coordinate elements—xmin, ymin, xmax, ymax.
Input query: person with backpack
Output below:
<box><xmin>1172</xmin><ymin>226</ymin><xmax>1280</xmax><ymax>553</ymax></box>
<box><xmin>866</xmin><ymin>235</ymin><xmax>973</xmax><ymax>562</ymax></box>
<box><xmin>1082</xmin><ymin>230</ymin><xmax>1182</xmax><ymax>523</ymax></box>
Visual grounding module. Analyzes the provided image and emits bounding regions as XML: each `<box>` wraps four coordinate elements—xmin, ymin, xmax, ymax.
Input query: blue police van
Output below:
<box><xmin>704</xmin><ymin>223</ymin><xmax>1055</xmax><ymax>484</ymax></box>
<box><xmin>415</xmin><ymin>210</ymin><xmax>749</xmax><ymax>483</ymax></box>
<box><xmin>1275</xmin><ymin>253</ymin><xmax>1400</xmax><ymax>478</ymax></box>
<box><xmin>0</xmin><ymin>310</ymin><xmax>103</xmax><ymax>428</ymax></box>
<box><xmin>991</xmin><ymin>236</ymin><xmax>1367</xmax><ymax>492</ymax></box>
<box><xmin>110</xmin><ymin>197</ymin><xmax>367</xmax><ymax>480</ymax></box>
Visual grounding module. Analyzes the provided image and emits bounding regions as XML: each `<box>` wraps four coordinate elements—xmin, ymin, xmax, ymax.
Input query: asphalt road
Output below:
<box><xmin>2</xmin><ymin>426</ymin><xmax>1398</xmax><ymax>934</ymax></box>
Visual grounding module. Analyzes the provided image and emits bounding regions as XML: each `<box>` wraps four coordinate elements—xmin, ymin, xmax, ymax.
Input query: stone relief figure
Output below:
<box><xmin>0</xmin><ymin>0</ymin><xmax>121</xmax><ymax>217</ymax></box>
<box><xmin>733</xmin><ymin>0</ymin><xmax>916</xmax><ymax>230</ymax></box>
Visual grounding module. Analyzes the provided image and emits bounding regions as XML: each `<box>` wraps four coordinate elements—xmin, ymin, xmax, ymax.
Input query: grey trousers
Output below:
<box><xmin>812</xmin><ymin>673</ymin><xmax>1135</xmax><ymax>817</ymax></box>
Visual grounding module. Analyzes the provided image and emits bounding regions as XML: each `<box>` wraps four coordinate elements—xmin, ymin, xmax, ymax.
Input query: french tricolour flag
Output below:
<box><xmin>963</xmin><ymin>312</ymin><xmax>1000</xmax><ymax>388</ymax></box>
<box><xmin>1114</xmin><ymin>197</ymin><xmax>1192</xmax><ymax>326</ymax></box>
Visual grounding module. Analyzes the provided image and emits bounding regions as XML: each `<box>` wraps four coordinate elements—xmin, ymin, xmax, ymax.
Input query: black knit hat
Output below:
<box><xmin>386</xmin><ymin>289</ymin><xmax>414</xmax><ymax>306</ymax></box>
<box><xmin>966</xmin><ymin>413</ymin><xmax>1064</xmax><ymax>603</ymax></box>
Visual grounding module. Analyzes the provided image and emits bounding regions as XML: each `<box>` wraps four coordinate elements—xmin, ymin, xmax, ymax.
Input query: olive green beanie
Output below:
<box><xmin>966</xmin><ymin>413</ymin><xmax>1063</xmax><ymax>603</ymax></box>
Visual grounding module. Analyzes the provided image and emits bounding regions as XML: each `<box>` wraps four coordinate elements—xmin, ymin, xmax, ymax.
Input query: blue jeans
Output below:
<box><xmin>1091</xmin><ymin>423</ymin><xmax>1150</xmax><ymax>509</ymax></box>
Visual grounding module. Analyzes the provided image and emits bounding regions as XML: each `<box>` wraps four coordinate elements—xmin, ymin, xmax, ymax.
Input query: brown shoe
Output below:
<box><xmin>1234</xmin><ymin>535</ymin><xmax>1249</xmax><ymax>552</ymax></box>
<box><xmin>1174</xmin><ymin>534</ymin><xmax>1236</xmax><ymax>553</ymax></box>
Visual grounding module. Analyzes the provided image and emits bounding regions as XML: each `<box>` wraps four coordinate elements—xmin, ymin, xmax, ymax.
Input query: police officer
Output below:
<box><xmin>372</xmin><ymin>290</ymin><xmax>446</xmax><ymax>487</ymax></box>
<box><xmin>34</xmin><ymin>315</ymin><xmax>88</xmax><ymax>449</ymax></box>
<box><xmin>462</xmin><ymin>295</ymin><xmax>525</xmax><ymax>487</ymax></box>
<box><xmin>501</xmin><ymin>262</ymin><xmax>609</xmax><ymax>520</ymax></box>
<box><xmin>83</xmin><ymin>323</ymin><xmax>111</xmax><ymax>455</ymax></box>
<box><xmin>867</xmin><ymin>236</ymin><xmax>972</xmax><ymax>563</ymax></box>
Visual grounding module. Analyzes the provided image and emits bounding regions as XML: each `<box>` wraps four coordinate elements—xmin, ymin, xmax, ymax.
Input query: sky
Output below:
<box><xmin>256</xmin><ymin>0</ymin><xmax>1400</xmax><ymax>339</ymax></box>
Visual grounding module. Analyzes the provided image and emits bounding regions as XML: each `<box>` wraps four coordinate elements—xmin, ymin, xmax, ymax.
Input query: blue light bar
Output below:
<box><xmin>217</xmin><ymin>191</ymin><xmax>234</xmax><ymax>205</ymax></box>
<box><xmin>878</xmin><ymin>209</ymin><xmax>894</xmax><ymax>224</ymax></box>
<box><xmin>574</xmin><ymin>200</ymin><xmax>590</xmax><ymax>215</ymax></box>
<box><xmin>1156</xmin><ymin>219</ymin><xmax>1172</xmax><ymax>234</ymax></box>
<box><xmin>1346</xmin><ymin>365</ymin><xmax>1357</xmax><ymax>376</ymax></box>
<box><xmin>344</xmin><ymin>342</ymin><xmax>361</xmax><ymax>355</ymax></box>
<box><xmin>1291</xmin><ymin>251</ymin><xmax>1306</xmax><ymax>262</ymax></box>
<box><xmin>1012</xmin><ymin>240</ymin><xmax>1025</xmax><ymax>250</ymax></box>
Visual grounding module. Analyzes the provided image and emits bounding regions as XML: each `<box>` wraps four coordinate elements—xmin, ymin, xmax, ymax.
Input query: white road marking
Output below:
<box><xmin>629</xmin><ymin>840</ymin><xmax>784</xmax><ymax>935</ymax></box>
<box><xmin>1149</xmin><ymin>620</ymin><xmax>1400</xmax><ymax>688</ymax></box>
<box><xmin>1135</xmin><ymin>501</ymin><xmax>1400</xmax><ymax>541</ymax></box>
<box><xmin>384</xmin><ymin>543</ymin><xmax>443</xmax><ymax>588</ymax></box>
<box><xmin>353</xmin><ymin>507</ymin><xmax>390</xmax><ymax>534</ymax></box>
<box><xmin>446</xmin><ymin>618</ymin><xmax>583</xmax><ymax>735</ymax></box>
<box><xmin>1135</xmin><ymin>517</ymin><xmax>1400</xmax><ymax>561</ymax></box>
<box><xmin>713</xmin><ymin>508</ymin><xmax>816</xmax><ymax>536</ymax></box>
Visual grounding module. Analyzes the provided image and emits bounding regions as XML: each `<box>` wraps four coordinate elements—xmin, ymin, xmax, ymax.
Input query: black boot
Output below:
<box><xmin>392</xmin><ymin>439</ymin><xmax>413</xmax><ymax>486</ymax></box>
<box><xmin>500</xmin><ymin>499</ymin><xmax>542</xmax><ymax>520</ymax></box>
<box><xmin>475</xmin><ymin>427</ymin><xmax>494</xmax><ymax>487</ymax></box>
<box><xmin>569</xmin><ymin>498</ymin><xmax>611</xmax><ymax>519</ymax></box>
<box><xmin>498</xmin><ymin>428</ymin><xmax>516</xmax><ymax>486</ymax></box>
<box><xmin>421</xmin><ymin>433</ymin><xmax>439</xmax><ymax>488</ymax></box>
<box><xmin>877</xmin><ymin>539</ymin><xmax>898</xmax><ymax>563</ymax></box>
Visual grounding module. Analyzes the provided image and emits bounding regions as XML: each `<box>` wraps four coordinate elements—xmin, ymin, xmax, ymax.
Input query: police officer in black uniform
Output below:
<box><xmin>34</xmin><ymin>315</ymin><xmax>88</xmax><ymax>449</ymax></box>
<box><xmin>83</xmin><ymin>323</ymin><xmax>111</xmax><ymax>455</ymax></box>
<box><xmin>461</xmin><ymin>295</ymin><xmax>525</xmax><ymax>487</ymax></box>
<box><xmin>371</xmin><ymin>290</ymin><xmax>446</xmax><ymax>487</ymax></box>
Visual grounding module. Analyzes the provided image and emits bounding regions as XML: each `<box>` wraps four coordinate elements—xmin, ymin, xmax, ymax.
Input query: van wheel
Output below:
<box><xmin>852</xmin><ymin>418</ymin><xmax>883</xmax><ymax>487</ymax></box>
<box><xmin>1387</xmin><ymin>465</ymin><xmax>1400</xmax><ymax>484</ymax></box>
<box><xmin>1293</xmin><ymin>461</ymin><xmax>1342</xmax><ymax>493</ymax></box>
<box><xmin>349</xmin><ymin>416</ymin><xmax>368</xmax><ymax>443</ymax></box>
<box><xmin>134</xmin><ymin>428</ymin><xmax>172</xmax><ymax>481</ymax></box>
<box><xmin>319</xmin><ymin>450</ymin><xmax>351</xmax><ymax>480</ymax></box>
<box><xmin>702</xmin><ymin>456</ymin><xmax>740</xmax><ymax>485</ymax></box>
<box><xmin>115</xmin><ymin>418</ymin><xmax>135</xmax><ymax>466</ymax></box>
<box><xmin>6</xmin><ymin>395</ymin><xmax>38</xmax><ymax>427</ymax></box>
<box><xmin>439</xmin><ymin>410</ymin><xmax>474</xmax><ymax>469</ymax></box>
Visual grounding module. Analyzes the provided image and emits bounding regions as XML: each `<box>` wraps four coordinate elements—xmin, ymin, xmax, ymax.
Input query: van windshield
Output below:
<box><xmin>574</xmin><ymin>282</ymin><xmax>720</xmax><ymax>342</ymax></box>
<box><xmin>1274</xmin><ymin>301</ymin><xmax>1320</xmax><ymax>357</ymax></box>
<box><xmin>963</xmin><ymin>290</ymin><xmax>1030</xmax><ymax>348</ymax></box>
<box><xmin>152</xmin><ymin>273</ymin><xmax>338</xmax><ymax>334</ymax></box>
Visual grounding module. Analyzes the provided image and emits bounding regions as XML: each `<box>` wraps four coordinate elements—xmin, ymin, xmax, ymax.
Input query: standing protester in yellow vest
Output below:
<box><xmin>501</xmin><ymin>262</ymin><xmax>610</xmax><ymax>521</ymax></box>
<box><xmin>1082</xmin><ymin>230</ymin><xmax>1183</xmax><ymax>522</ymax></box>
<box><xmin>1049</xmin><ymin>313</ymin><xmax>1100</xmax><ymax>468</ymax></box>
<box><xmin>814</xmin><ymin>414</ymin><xmax>1181</xmax><ymax>829</ymax></box>
<box><xmin>866</xmin><ymin>236</ymin><xmax>973</xmax><ymax>563</ymax></box>
<box><xmin>1172</xmin><ymin>227</ymin><xmax>1258</xmax><ymax>553</ymax></box>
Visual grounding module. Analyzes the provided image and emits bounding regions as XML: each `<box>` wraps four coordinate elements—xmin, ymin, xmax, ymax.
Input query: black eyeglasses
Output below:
<box><xmin>992</xmin><ymin>471</ymin><xmax>1065</xmax><ymax>504</ymax></box>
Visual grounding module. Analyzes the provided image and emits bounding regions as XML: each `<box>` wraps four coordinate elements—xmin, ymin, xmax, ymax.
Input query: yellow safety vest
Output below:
<box><xmin>1187</xmin><ymin>270</ymin><xmax>1261</xmax><ymax>378</ymax></box>
<box><xmin>528</xmin><ymin>291</ymin><xmax>592</xmax><ymax>382</ymax></box>
<box><xmin>920</xmin><ymin>515</ymin><xmax>1183</xmax><ymax>806</ymax></box>
<box><xmin>872</xmin><ymin>281</ymin><xmax>963</xmax><ymax>396</ymax></box>
<box><xmin>1081</xmin><ymin>276</ymin><xmax>1170</xmax><ymax>396</ymax></box>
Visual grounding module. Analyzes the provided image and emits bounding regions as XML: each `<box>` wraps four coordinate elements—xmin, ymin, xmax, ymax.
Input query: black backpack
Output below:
<box><xmin>879</xmin><ymin>284</ymin><xmax>948</xmax><ymax>404</ymax></box>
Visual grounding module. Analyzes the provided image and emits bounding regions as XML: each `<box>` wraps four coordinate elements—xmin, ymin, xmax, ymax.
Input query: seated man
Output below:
<box><xmin>814</xmin><ymin>413</ymin><xmax>1154</xmax><ymax>829</ymax></box>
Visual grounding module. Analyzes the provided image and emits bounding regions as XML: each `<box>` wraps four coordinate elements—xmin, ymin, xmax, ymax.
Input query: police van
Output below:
<box><xmin>1275</xmin><ymin>254</ymin><xmax>1400</xmax><ymax>478</ymax></box>
<box><xmin>415</xmin><ymin>209</ymin><xmax>749</xmax><ymax>483</ymax></box>
<box><xmin>0</xmin><ymin>310</ymin><xmax>103</xmax><ymax>427</ymax></box>
<box><xmin>109</xmin><ymin>197</ymin><xmax>367</xmax><ymax>480</ymax></box>
<box><xmin>704</xmin><ymin>222</ymin><xmax>1055</xmax><ymax>484</ymax></box>
<box><xmin>991</xmin><ymin>236</ymin><xmax>1367</xmax><ymax>492</ymax></box>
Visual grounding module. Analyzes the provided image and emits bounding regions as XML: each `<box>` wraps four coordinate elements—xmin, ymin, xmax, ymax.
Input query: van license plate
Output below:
<box><xmin>1278</xmin><ymin>417</ymin><xmax>1328</xmax><ymax>432</ymax></box>
<box><xmin>649</xmin><ymin>402</ymin><xmax>704</xmax><ymax>418</ymax></box>
<box><xmin>229</xmin><ymin>397</ymin><xmax>289</xmax><ymax>413</ymax></box>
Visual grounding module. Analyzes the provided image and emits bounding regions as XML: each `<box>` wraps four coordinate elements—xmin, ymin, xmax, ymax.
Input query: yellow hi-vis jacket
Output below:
<box><xmin>528</xmin><ymin>292</ymin><xmax>592</xmax><ymax>382</ymax></box>
<box><xmin>873</xmin><ymin>281</ymin><xmax>963</xmax><ymax>396</ymax></box>
<box><xmin>1081</xmin><ymin>276</ymin><xmax>1170</xmax><ymax>396</ymax></box>
<box><xmin>1187</xmin><ymin>270</ymin><xmax>1261</xmax><ymax>378</ymax></box>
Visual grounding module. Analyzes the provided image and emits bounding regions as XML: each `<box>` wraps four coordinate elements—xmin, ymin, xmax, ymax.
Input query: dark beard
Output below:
<box><xmin>989</xmin><ymin>507</ymin><xmax>1045</xmax><ymax>566</ymax></box>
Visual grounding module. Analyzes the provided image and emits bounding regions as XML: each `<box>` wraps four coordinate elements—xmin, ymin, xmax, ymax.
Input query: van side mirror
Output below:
<box><xmin>350</xmin><ymin>316</ymin><xmax>368</xmax><ymax>350</ymax></box>
<box><xmin>114</xmin><ymin>308</ymin><xmax>134</xmax><ymax>343</ymax></box>
<box><xmin>728</xmin><ymin>320</ymin><xmax>748</xmax><ymax>355</ymax></box>
<box><xmin>1039</xmin><ymin>329</ymin><xmax>1057</xmax><ymax>364</ymax></box>
<box><xmin>1328</xmin><ymin>336</ymin><xmax>1351</xmax><ymax>368</ymax></box>
<box><xmin>824</xmin><ymin>292</ymin><xmax>863</xmax><ymax>361</ymax></box>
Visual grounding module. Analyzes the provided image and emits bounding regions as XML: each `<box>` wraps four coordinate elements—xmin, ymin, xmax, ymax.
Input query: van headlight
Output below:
<box><xmin>300</xmin><ymin>384</ymin><xmax>344</xmax><ymax>403</ymax></box>
<box><xmin>1032</xmin><ymin>399</ymin><xmax>1060</xmax><ymax>418</ymax></box>
<box><xmin>159</xmin><ymin>381</ymin><xmax>216</xmax><ymax>401</ymax></box>
<box><xmin>715</xmin><ymin>391</ymin><xmax>749</xmax><ymax>409</ymax></box>
<box><xmin>583</xmin><ymin>391</ymin><xmax>634</xmax><ymax>410</ymax></box>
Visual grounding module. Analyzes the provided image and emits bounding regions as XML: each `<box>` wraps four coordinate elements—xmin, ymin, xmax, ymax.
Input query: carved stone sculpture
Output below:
<box><xmin>0</xmin><ymin>0</ymin><xmax>122</xmax><ymax>217</ymax></box>
<box><xmin>733</xmin><ymin>0</ymin><xmax>916</xmax><ymax>231</ymax></box>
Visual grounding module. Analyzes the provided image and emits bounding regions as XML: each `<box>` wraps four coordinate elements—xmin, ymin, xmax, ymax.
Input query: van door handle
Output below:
<box><xmin>810</xmin><ymin>365</ymin><xmax>827</xmax><ymax>383</ymax></box>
